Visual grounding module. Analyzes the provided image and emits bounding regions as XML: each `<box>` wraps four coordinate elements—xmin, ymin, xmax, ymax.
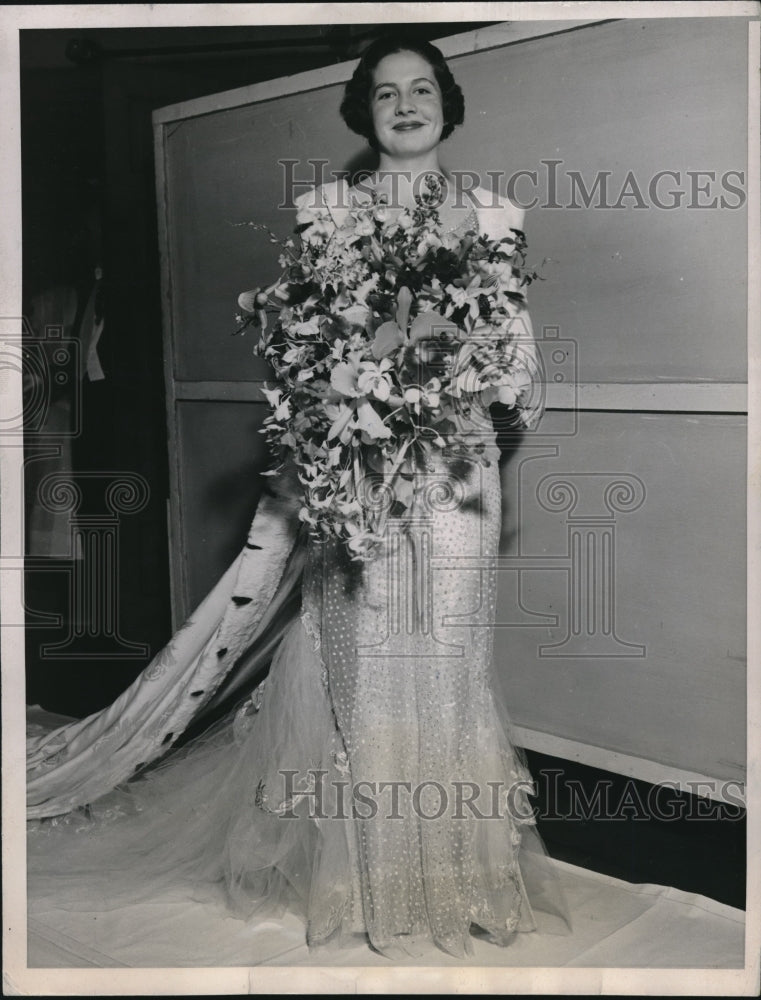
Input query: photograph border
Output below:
<box><xmin>2</xmin><ymin>2</ymin><xmax>759</xmax><ymax>995</ymax></box>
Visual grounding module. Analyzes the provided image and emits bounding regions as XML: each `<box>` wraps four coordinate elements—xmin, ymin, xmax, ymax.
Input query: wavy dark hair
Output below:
<box><xmin>340</xmin><ymin>33</ymin><xmax>465</xmax><ymax>150</ymax></box>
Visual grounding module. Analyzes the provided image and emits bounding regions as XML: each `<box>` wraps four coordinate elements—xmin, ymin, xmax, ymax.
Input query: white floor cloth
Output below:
<box><xmin>27</xmin><ymin>858</ymin><xmax>744</xmax><ymax>969</ymax></box>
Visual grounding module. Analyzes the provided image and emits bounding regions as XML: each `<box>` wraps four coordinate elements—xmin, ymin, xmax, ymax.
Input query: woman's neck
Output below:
<box><xmin>372</xmin><ymin>152</ymin><xmax>446</xmax><ymax>209</ymax></box>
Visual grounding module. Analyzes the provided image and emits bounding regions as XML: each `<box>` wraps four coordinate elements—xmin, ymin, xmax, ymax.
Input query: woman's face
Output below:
<box><xmin>369</xmin><ymin>50</ymin><xmax>444</xmax><ymax>159</ymax></box>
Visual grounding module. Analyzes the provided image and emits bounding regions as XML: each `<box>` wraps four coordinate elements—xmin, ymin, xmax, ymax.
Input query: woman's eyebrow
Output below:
<box><xmin>372</xmin><ymin>77</ymin><xmax>435</xmax><ymax>94</ymax></box>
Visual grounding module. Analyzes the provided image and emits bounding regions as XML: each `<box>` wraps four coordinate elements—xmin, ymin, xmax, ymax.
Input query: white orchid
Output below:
<box><xmin>353</xmin><ymin>215</ymin><xmax>375</xmax><ymax>237</ymax></box>
<box><xmin>403</xmin><ymin>377</ymin><xmax>442</xmax><ymax>414</ymax></box>
<box><xmin>356</xmin><ymin>359</ymin><xmax>394</xmax><ymax>401</ymax></box>
<box><xmin>247</xmin><ymin>182</ymin><xmax>539</xmax><ymax>559</ymax></box>
<box><xmin>416</xmin><ymin>231</ymin><xmax>443</xmax><ymax>256</ymax></box>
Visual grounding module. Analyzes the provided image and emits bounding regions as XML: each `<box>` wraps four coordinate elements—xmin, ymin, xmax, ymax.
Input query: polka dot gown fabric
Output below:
<box><xmin>302</xmin><ymin>410</ymin><xmax>539</xmax><ymax>958</ymax></box>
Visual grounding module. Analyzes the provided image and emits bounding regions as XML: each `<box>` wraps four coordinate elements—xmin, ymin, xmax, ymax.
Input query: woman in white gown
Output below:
<box><xmin>27</xmin><ymin>34</ymin><xmax>569</xmax><ymax>961</ymax></box>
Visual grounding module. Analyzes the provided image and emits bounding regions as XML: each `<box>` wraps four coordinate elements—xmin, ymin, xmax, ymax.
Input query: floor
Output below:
<box><xmin>27</xmin><ymin>858</ymin><xmax>744</xmax><ymax>970</ymax></box>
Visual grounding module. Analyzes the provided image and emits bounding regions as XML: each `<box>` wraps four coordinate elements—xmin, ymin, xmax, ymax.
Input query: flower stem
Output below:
<box><xmin>374</xmin><ymin>436</ymin><xmax>412</xmax><ymax>539</ymax></box>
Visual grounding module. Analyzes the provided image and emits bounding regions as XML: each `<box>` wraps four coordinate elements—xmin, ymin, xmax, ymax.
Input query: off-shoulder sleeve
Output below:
<box><xmin>294</xmin><ymin>186</ymin><xmax>330</xmax><ymax>228</ymax></box>
<box><xmin>473</xmin><ymin>186</ymin><xmax>525</xmax><ymax>244</ymax></box>
<box><xmin>294</xmin><ymin>179</ymin><xmax>351</xmax><ymax>232</ymax></box>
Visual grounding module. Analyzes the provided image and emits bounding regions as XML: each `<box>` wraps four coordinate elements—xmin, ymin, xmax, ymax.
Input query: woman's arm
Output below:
<box><xmin>473</xmin><ymin>188</ymin><xmax>542</xmax><ymax>428</ymax></box>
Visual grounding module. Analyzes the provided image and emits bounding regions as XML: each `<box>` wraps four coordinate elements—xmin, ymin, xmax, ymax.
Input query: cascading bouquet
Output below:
<box><xmin>235</xmin><ymin>174</ymin><xmax>541</xmax><ymax>560</ymax></box>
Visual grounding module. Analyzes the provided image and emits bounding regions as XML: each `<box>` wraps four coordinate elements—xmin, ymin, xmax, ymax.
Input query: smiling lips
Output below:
<box><xmin>393</xmin><ymin>121</ymin><xmax>424</xmax><ymax>131</ymax></box>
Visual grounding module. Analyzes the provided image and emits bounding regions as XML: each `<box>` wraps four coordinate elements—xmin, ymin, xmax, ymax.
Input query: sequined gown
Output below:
<box><xmin>27</xmin><ymin>199</ymin><xmax>566</xmax><ymax>962</ymax></box>
<box><xmin>296</xmin><ymin>439</ymin><xmax>539</xmax><ymax>956</ymax></box>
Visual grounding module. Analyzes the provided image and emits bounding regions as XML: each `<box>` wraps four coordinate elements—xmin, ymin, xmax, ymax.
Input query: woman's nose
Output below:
<box><xmin>395</xmin><ymin>92</ymin><xmax>416</xmax><ymax>115</ymax></box>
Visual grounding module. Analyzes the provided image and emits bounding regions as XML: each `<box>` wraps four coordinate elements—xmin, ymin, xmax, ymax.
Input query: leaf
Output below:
<box><xmin>356</xmin><ymin>400</ymin><xmax>392</xmax><ymax>441</ymax></box>
<box><xmin>408</xmin><ymin>311</ymin><xmax>460</xmax><ymax>346</ymax></box>
<box><xmin>391</xmin><ymin>475</ymin><xmax>414</xmax><ymax>507</ymax></box>
<box><xmin>371</xmin><ymin>321</ymin><xmax>405</xmax><ymax>360</ymax></box>
<box><xmin>327</xmin><ymin>404</ymin><xmax>355</xmax><ymax>442</ymax></box>
<box><xmin>330</xmin><ymin>362</ymin><xmax>359</xmax><ymax>398</ymax></box>
<box><xmin>395</xmin><ymin>286</ymin><xmax>413</xmax><ymax>332</ymax></box>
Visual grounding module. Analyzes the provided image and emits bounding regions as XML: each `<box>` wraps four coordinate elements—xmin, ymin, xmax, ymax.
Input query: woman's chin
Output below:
<box><xmin>379</xmin><ymin>135</ymin><xmax>441</xmax><ymax>161</ymax></box>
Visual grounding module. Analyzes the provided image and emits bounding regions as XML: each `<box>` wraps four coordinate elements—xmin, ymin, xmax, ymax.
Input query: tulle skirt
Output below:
<box><xmin>27</xmin><ymin>442</ymin><xmax>571</xmax><ymax>961</ymax></box>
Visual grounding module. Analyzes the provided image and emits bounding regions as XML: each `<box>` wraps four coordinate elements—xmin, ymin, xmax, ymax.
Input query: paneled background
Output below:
<box><xmin>155</xmin><ymin>17</ymin><xmax>748</xmax><ymax>786</ymax></box>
